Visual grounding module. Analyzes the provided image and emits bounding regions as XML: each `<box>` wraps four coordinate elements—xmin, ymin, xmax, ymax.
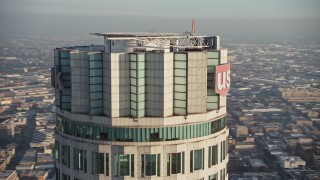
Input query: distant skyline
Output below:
<box><xmin>1</xmin><ymin>0</ymin><xmax>320</xmax><ymax>41</ymax></box>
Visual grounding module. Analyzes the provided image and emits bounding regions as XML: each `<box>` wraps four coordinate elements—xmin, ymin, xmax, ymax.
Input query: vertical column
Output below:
<box><xmin>89</xmin><ymin>52</ymin><xmax>103</xmax><ymax>115</ymax></box>
<box><xmin>53</xmin><ymin>49</ymin><xmax>60</xmax><ymax>108</ymax></box>
<box><xmin>58</xmin><ymin>50</ymin><xmax>71</xmax><ymax>111</ymax></box>
<box><xmin>70</xmin><ymin>51</ymin><xmax>89</xmax><ymax>114</ymax></box>
<box><xmin>163</xmin><ymin>53</ymin><xmax>174</xmax><ymax>117</ymax></box>
<box><xmin>173</xmin><ymin>53</ymin><xmax>187</xmax><ymax>115</ymax></box>
<box><xmin>130</xmin><ymin>53</ymin><xmax>145</xmax><ymax>118</ymax></box>
<box><xmin>207</xmin><ymin>51</ymin><xmax>220</xmax><ymax>110</ymax></box>
<box><xmin>103</xmin><ymin>53</ymin><xmax>111</xmax><ymax>116</ymax></box>
<box><xmin>187</xmin><ymin>52</ymin><xmax>207</xmax><ymax>113</ymax></box>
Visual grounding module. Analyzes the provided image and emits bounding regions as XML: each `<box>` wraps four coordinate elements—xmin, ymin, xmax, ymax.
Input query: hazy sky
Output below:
<box><xmin>0</xmin><ymin>0</ymin><xmax>320</xmax><ymax>40</ymax></box>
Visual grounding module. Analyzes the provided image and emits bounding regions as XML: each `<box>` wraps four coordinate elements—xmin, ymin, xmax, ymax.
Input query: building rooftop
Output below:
<box><xmin>92</xmin><ymin>32</ymin><xmax>203</xmax><ymax>38</ymax></box>
<box><xmin>91</xmin><ymin>32</ymin><xmax>215</xmax><ymax>49</ymax></box>
<box><xmin>0</xmin><ymin>170</ymin><xmax>16</xmax><ymax>178</ymax></box>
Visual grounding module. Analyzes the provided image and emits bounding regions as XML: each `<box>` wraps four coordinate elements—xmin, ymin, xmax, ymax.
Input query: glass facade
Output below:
<box><xmin>207</xmin><ymin>51</ymin><xmax>220</xmax><ymax>110</ymax></box>
<box><xmin>59</xmin><ymin>51</ymin><xmax>71</xmax><ymax>110</ymax></box>
<box><xmin>173</xmin><ymin>53</ymin><xmax>187</xmax><ymax>115</ymax></box>
<box><xmin>57</xmin><ymin>115</ymin><xmax>226</xmax><ymax>142</ymax></box>
<box><xmin>130</xmin><ymin>53</ymin><xmax>145</xmax><ymax>118</ymax></box>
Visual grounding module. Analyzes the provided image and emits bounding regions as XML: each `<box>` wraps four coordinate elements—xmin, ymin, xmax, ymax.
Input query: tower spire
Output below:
<box><xmin>192</xmin><ymin>18</ymin><xmax>195</xmax><ymax>34</ymax></box>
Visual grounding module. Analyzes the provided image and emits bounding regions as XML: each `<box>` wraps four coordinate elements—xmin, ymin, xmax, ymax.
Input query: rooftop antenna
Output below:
<box><xmin>192</xmin><ymin>18</ymin><xmax>195</xmax><ymax>34</ymax></box>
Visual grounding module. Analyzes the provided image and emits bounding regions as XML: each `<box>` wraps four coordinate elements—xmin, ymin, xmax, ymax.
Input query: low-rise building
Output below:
<box><xmin>279</xmin><ymin>156</ymin><xmax>306</xmax><ymax>169</ymax></box>
<box><xmin>0</xmin><ymin>119</ymin><xmax>15</xmax><ymax>141</ymax></box>
<box><xmin>236</xmin><ymin>125</ymin><xmax>248</xmax><ymax>137</ymax></box>
<box><xmin>0</xmin><ymin>170</ymin><xmax>18</xmax><ymax>180</ymax></box>
<box><xmin>20</xmin><ymin>170</ymin><xmax>48</xmax><ymax>180</ymax></box>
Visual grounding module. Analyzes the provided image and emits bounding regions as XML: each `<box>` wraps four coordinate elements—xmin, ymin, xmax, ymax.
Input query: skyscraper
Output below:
<box><xmin>52</xmin><ymin>32</ymin><xmax>230</xmax><ymax>180</ymax></box>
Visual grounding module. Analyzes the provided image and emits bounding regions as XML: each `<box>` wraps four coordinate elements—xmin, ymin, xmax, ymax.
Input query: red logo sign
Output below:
<box><xmin>215</xmin><ymin>63</ymin><xmax>231</xmax><ymax>96</ymax></box>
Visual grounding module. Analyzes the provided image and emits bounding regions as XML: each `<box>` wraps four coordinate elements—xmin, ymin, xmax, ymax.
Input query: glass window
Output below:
<box><xmin>220</xmin><ymin>140</ymin><xmax>227</xmax><ymax>162</ymax></box>
<box><xmin>220</xmin><ymin>168</ymin><xmax>225</xmax><ymax>180</ymax></box>
<box><xmin>62</xmin><ymin>173</ymin><xmax>70</xmax><ymax>180</ymax></box>
<box><xmin>73</xmin><ymin>148</ymin><xmax>87</xmax><ymax>172</ymax></box>
<box><xmin>141</xmin><ymin>155</ymin><xmax>144</xmax><ymax>177</ymax></box>
<box><xmin>194</xmin><ymin>149</ymin><xmax>203</xmax><ymax>171</ymax></box>
<box><xmin>190</xmin><ymin>151</ymin><xmax>193</xmax><ymax>173</ymax></box>
<box><xmin>115</xmin><ymin>154</ymin><xmax>130</xmax><ymax>176</ymax></box>
<box><xmin>209</xmin><ymin>173</ymin><xmax>218</xmax><ymax>180</ymax></box>
<box><xmin>182</xmin><ymin>152</ymin><xmax>185</xmax><ymax>174</ymax></box>
<box><xmin>174</xmin><ymin>92</ymin><xmax>187</xmax><ymax>100</ymax></box>
<box><xmin>174</xmin><ymin>100</ymin><xmax>187</xmax><ymax>108</ymax></box>
<box><xmin>174</xmin><ymin>85</ymin><xmax>187</xmax><ymax>92</ymax></box>
<box><xmin>167</xmin><ymin>153</ymin><xmax>170</xmax><ymax>176</ymax></box>
<box><xmin>58</xmin><ymin>116</ymin><xmax>226</xmax><ymax>143</ymax></box>
<box><xmin>92</xmin><ymin>152</ymin><xmax>104</xmax><ymax>174</ymax></box>
<box><xmin>130</xmin><ymin>54</ymin><xmax>137</xmax><ymax>61</ymax></box>
<box><xmin>174</xmin><ymin>108</ymin><xmax>186</xmax><ymax>115</ymax></box>
<box><xmin>209</xmin><ymin>145</ymin><xmax>218</xmax><ymax>167</ymax></box>
<box><xmin>145</xmin><ymin>154</ymin><xmax>156</xmax><ymax>176</ymax></box>
<box><xmin>89</xmin><ymin>61</ymin><xmax>102</xmax><ymax>68</ymax></box>
<box><xmin>131</xmin><ymin>155</ymin><xmax>134</xmax><ymax>177</ymax></box>
<box><xmin>131</xmin><ymin>62</ymin><xmax>137</xmax><ymax>68</ymax></box>
<box><xmin>174</xmin><ymin>69</ymin><xmax>187</xmax><ymax>77</ymax></box>
<box><xmin>61</xmin><ymin>145</ymin><xmax>70</xmax><ymax>167</ymax></box>
<box><xmin>207</xmin><ymin>58</ymin><xmax>219</xmax><ymax>66</ymax></box>
<box><xmin>157</xmin><ymin>154</ymin><xmax>161</xmax><ymax>176</ymax></box>
<box><xmin>56</xmin><ymin>168</ymin><xmax>60</xmax><ymax>180</ymax></box>
<box><xmin>174</xmin><ymin>53</ymin><xmax>187</xmax><ymax>61</ymax></box>
<box><xmin>207</xmin><ymin>52</ymin><xmax>219</xmax><ymax>59</ymax></box>
<box><xmin>106</xmin><ymin>153</ymin><xmax>109</xmax><ymax>176</ymax></box>
<box><xmin>55</xmin><ymin>141</ymin><xmax>60</xmax><ymax>163</ymax></box>
<box><xmin>212</xmin><ymin>145</ymin><xmax>218</xmax><ymax>165</ymax></box>
<box><xmin>174</xmin><ymin>61</ymin><xmax>187</xmax><ymax>69</ymax></box>
<box><xmin>171</xmin><ymin>153</ymin><xmax>181</xmax><ymax>174</ymax></box>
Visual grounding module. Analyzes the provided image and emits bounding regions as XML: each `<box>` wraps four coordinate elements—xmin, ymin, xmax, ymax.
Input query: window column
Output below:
<box><xmin>173</xmin><ymin>53</ymin><xmax>187</xmax><ymax>115</ymax></box>
<box><xmin>130</xmin><ymin>53</ymin><xmax>145</xmax><ymax>118</ymax></box>
<box><xmin>207</xmin><ymin>51</ymin><xmax>220</xmax><ymax>110</ymax></box>
<box><xmin>89</xmin><ymin>52</ymin><xmax>103</xmax><ymax>115</ymax></box>
<box><xmin>59</xmin><ymin>50</ymin><xmax>71</xmax><ymax>110</ymax></box>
